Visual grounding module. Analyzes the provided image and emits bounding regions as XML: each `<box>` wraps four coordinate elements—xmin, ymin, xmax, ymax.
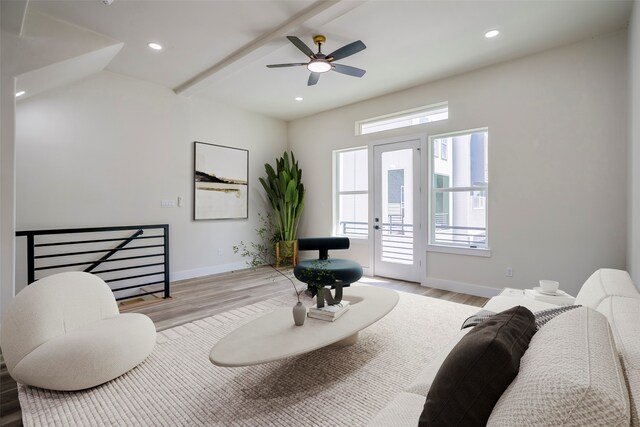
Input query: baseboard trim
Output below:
<box><xmin>422</xmin><ymin>277</ymin><xmax>501</xmax><ymax>298</ymax></box>
<box><xmin>171</xmin><ymin>261</ymin><xmax>249</xmax><ymax>282</ymax></box>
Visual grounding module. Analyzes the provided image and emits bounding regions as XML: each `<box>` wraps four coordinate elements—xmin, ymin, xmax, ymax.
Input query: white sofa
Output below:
<box><xmin>1</xmin><ymin>271</ymin><xmax>157</xmax><ymax>391</ymax></box>
<box><xmin>368</xmin><ymin>268</ymin><xmax>640</xmax><ymax>426</ymax></box>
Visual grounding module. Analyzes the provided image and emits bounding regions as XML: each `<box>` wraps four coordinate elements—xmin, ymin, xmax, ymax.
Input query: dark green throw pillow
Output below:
<box><xmin>419</xmin><ymin>305</ymin><xmax>535</xmax><ymax>427</ymax></box>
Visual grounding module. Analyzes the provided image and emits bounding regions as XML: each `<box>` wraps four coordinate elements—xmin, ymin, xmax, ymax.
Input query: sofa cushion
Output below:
<box><xmin>420</xmin><ymin>306</ymin><xmax>535</xmax><ymax>427</ymax></box>
<box><xmin>366</xmin><ymin>392</ymin><xmax>426</xmax><ymax>427</ymax></box>
<box><xmin>462</xmin><ymin>305</ymin><xmax>582</xmax><ymax>331</ymax></box>
<box><xmin>575</xmin><ymin>268</ymin><xmax>639</xmax><ymax>309</ymax></box>
<box><xmin>406</xmin><ymin>329</ymin><xmax>471</xmax><ymax>397</ymax></box>
<box><xmin>597</xmin><ymin>296</ymin><xmax>640</xmax><ymax>426</ymax></box>
<box><xmin>487</xmin><ymin>307</ymin><xmax>630</xmax><ymax>427</ymax></box>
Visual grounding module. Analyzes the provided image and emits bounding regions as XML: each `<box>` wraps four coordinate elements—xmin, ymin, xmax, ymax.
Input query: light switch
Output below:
<box><xmin>161</xmin><ymin>200</ymin><xmax>176</xmax><ymax>208</ymax></box>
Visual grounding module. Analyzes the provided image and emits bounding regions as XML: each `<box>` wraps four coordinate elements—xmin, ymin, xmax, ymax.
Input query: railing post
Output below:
<box><xmin>163</xmin><ymin>225</ymin><xmax>170</xmax><ymax>298</ymax></box>
<box><xmin>27</xmin><ymin>234</ymin><xmax>35</xmax><ymax>284</ymax></box>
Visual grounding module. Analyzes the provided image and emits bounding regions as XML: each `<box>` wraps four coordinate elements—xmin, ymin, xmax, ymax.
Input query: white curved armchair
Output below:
<box><xmin>1</xmin><ymin>271</ymin><xmax>156</xmax><ymax>391</ymax></box>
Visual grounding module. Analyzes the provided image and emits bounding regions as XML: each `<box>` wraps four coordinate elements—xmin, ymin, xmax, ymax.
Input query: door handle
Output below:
<box><xmin>374</xmin><ymin>225</ymin><xmax>380</xmax><ymax>230</ymax></box>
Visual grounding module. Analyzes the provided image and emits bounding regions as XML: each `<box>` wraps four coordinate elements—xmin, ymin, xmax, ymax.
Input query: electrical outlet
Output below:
<box><xmin>506</xmin><ymin>267</ymin><xmax>513</xmax><ymax>277</ymax></box>
<box><xmin>217</xmin><ymin>248</ymin><xmax>223</xmax><ymax>256</ymax></box>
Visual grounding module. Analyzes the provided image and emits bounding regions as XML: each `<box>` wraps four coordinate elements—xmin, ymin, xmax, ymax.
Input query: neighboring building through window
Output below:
<box><xmin>334</xmin><ymin>147</ymin><xmax>368</xmax><ymax>238</ymax></box>
<box><xmin>429</xmin><ymin>129</ymin><xmax>488</xmax><ymax>249</ymax></box>
<box><xmin>355</xmin><ymin>102</ymin><xmax>448</xmax><ymax>136</ymax></box>
<box><xmin>440</xmin><ymin>140</ymin><xmax>448</xmax><ymax>160</ymax></box>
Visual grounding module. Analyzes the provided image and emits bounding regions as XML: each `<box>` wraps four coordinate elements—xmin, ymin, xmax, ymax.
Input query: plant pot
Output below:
<box><xmin>292</xmin><ymin>302</ymin><xmax>306</xmax><ymax>326</ymax></box>
<box><xmin>276</xmin><ymin>240</ymin><xmax>298</xmax><ymax>267</ymax></box>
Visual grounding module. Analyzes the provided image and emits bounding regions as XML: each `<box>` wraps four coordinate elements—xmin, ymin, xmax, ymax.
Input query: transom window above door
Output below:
<box><xmin>355</xmin><ymin>102</ymin><xmax>448</xmax><ymax>136</ymax></box>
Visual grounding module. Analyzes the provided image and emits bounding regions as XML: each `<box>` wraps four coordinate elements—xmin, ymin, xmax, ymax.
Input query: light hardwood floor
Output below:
<box><xmin>0</xmin><ymin>267</ymin><xmax>487</xmax><ymax>427</ymax></box>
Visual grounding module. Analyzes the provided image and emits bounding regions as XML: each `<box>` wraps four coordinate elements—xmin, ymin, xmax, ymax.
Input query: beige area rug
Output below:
<box><xmin>18</xmin><ymin>285</ymin><xmax>478</xmax><ymax>426</ymax></box>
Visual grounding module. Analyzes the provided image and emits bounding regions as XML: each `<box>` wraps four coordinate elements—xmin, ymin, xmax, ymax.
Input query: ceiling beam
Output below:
<box><xmin>174</xmin><ymin>0</ymin><xmax>366</xmax><ymax>96</ymax></box>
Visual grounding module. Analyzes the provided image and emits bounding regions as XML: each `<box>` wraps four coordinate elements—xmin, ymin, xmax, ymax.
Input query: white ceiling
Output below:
<box><xmin>27</xmin><ymin>0</ymin><xmax>633</xmax><ymax>121</ymax></box>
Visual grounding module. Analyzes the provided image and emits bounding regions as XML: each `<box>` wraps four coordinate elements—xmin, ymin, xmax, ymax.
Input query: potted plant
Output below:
<box><xmin>259</xmin><ymin>151</ymin><xmax>305</xmax><ymax>266</ymax></box>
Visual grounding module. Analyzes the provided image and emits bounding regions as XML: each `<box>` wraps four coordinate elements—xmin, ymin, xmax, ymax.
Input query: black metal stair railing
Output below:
<box><xmin>16</xmin><ymin>224</ymin><xmax>170</xmax><ymax>301</ymax></box>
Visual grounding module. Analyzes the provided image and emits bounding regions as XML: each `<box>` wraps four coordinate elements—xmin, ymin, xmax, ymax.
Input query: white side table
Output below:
<box><xmin>498</xmin><ymin>288</ymin><xmax>525</xmax><ymax>298</ymax></box>
<box><xmin>523</xmin><ymin>288</ymin><xmax>575</xmax><ymax>306</ymax></box>
<box><xmin>499</xmin><ymin>287</ymin><xmax>575</xmax><ymax>306</ymax></box>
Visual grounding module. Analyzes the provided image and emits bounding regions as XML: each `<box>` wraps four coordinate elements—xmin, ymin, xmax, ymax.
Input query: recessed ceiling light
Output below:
<box><xmin>485</xmin><ymin>30</ymin><xmax>500</xmax><ymax>39</ymax></box>
<box><xmin>295</xmin><ymin>97</ymin><xmax>303</xmax><ymax>101</ymax></box>
<box><xmin>15</xmin><ymin>91</ymin><xmax>25</xmax><ymax>98</ymax></box>
<box><xmin>148</xmin><ymin>42</ymin><xmax>163</xmax><ymax>51</ymax></box>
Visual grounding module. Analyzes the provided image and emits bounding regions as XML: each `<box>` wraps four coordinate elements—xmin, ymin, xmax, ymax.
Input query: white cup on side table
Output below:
<box><xmin>539</xmin><ymin>280</ymin><xmax>560</xmax><ymax>294</ymax></box>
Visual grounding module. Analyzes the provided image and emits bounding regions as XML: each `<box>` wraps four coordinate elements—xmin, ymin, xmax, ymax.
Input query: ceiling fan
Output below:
<box><xmin>267</xmin><ymin>35</ymin><xmax>366</xmax><ymax>86</ymax></box>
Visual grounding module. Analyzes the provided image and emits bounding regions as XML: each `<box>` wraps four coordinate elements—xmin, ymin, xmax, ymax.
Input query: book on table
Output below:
<box><xmin>524</xmin><ymin>289</ymin><xmax>575</xmax><ymax>305</ymax></box>
<box><xmin>308</xmin><ymin>301</ymin><xmax>350</xmax><ymax>322</ymax></box>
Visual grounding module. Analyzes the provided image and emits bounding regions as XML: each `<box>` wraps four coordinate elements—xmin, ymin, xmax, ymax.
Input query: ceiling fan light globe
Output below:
<box><xmin>307</xmin><ymin>60</ymin><xmax>331</xmax><ymax>73</ymax></box>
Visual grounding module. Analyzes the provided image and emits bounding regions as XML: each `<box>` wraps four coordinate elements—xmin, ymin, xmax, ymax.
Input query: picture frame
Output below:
<box><xmin>194</xmin><ymin>142</ymin><xmax>249</xmax><ymax>220</ymax></box>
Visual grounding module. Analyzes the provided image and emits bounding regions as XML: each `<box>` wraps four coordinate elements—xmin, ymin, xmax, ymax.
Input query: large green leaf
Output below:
<box><xmin>259</xmin><ymin>151</ymin><xmax>305</xmax><ymax>241</ymax></box>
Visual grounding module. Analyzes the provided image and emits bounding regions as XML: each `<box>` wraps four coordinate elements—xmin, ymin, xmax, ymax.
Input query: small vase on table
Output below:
<box><xmin>293</xmin><ymin>302</ymin><xmax>306</xmax><ymax>326</ymax></box>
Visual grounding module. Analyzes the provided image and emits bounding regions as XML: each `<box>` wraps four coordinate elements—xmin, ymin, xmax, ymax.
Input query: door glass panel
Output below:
<box><xmin>381</xmin><ymin>149</ymin><xmax>413</xmax><ymax>265</ymax></box>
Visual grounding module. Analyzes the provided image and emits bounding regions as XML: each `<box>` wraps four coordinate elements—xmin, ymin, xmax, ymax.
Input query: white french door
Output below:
<box><xmin>372</xmin><ymin>137</ymin><xmax>423</xmax><ymax>282</ymax></box>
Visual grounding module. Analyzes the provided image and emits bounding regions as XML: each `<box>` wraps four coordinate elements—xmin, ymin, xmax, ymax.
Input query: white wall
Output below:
<box><xmin>289</xmin><ymin>30</ymin><xmax>628</xmax><ymax>297</ymax></box>
<box><xmin>629</xmin><ymin>1</ymin><xmax>640</xmax><ymax>285</ymax></box>
<box><xmin>1</xmin><ymin>29</ymin><xmax>17</xmax><ymax>319</ymax></box>
<box><xmin>14</xmin><ymin>71</ymin><xmax>287</xmax><ymax>289</ymax></box>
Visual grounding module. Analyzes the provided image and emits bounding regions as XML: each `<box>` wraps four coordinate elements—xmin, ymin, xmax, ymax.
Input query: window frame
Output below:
<box><xmin>333</xmin><ymin>146</ymin><xmax>369</xmax><ymax>239</ymax></box>
<box><xmin>427</xmin><ymin>128</ymin><xmax>490</xmax><ymax>255</ymax></box>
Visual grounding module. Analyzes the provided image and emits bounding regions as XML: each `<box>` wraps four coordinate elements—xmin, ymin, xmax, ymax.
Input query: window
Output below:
<box><xmin>356</xmin><ymin>102</ymin><xmax>448</xmax><ymax>136</ymax></box>
<box><xmin>334</xmin><ymin>147</ymin><xmax>368</xmax><ymax>238</ymax></box>
<box><xmin>440</xmin><ymin>140</ymin><xmax>448</xmax><ymax>160</ymax></box>
<box><xmin>429</xmin><ymin>129</ymin><xmax>488</xmax><ymax>250</ymax></box>
<box><xmin>472</xmin><ymin>192</ymin><xmax>486</xmax><ymax>210</ymax></box>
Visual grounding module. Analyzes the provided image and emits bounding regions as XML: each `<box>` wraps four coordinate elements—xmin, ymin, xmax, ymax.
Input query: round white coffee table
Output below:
<box><xmin>209</xmin><ymin>286</ymin><xmax>399</xmax><ymax>367</ymax></box>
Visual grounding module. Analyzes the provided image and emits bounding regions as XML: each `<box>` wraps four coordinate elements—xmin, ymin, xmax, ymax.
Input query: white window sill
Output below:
<box><xmin>427</xmin><ymin>244</ymin><xmax>491</xmax><ymax>257</ymax></box>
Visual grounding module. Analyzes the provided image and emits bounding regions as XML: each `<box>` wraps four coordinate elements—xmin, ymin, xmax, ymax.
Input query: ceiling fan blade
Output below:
<box><xmin>266</xmin><ymin>63</ymin><xmax>308</xmax><ymax>68</ymax></box>
<box><xmin>287</xmin><ymin>36</ymin><xmax>316</xmax><ymax>59</ymax></box>
<box><xmin>327</xmin><ymin>40</ymin><xmax>366</xmax><ymax>61</ymax></box>
<box><xmin>308</xmin><ymin>72</ymin><xmax>320</xmax><ymax>86</ymax></box>
<box><xmin>332</xmin><ymin>64</ymin><xmax>366</xmax><ymax>78</ymax></box>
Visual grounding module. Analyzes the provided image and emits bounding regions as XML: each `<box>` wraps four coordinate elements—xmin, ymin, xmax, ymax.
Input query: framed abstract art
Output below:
<box><xmin>194</xmin><ymin>142</ymin><xmax>249</xmax><ymax>220</ymax></box>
